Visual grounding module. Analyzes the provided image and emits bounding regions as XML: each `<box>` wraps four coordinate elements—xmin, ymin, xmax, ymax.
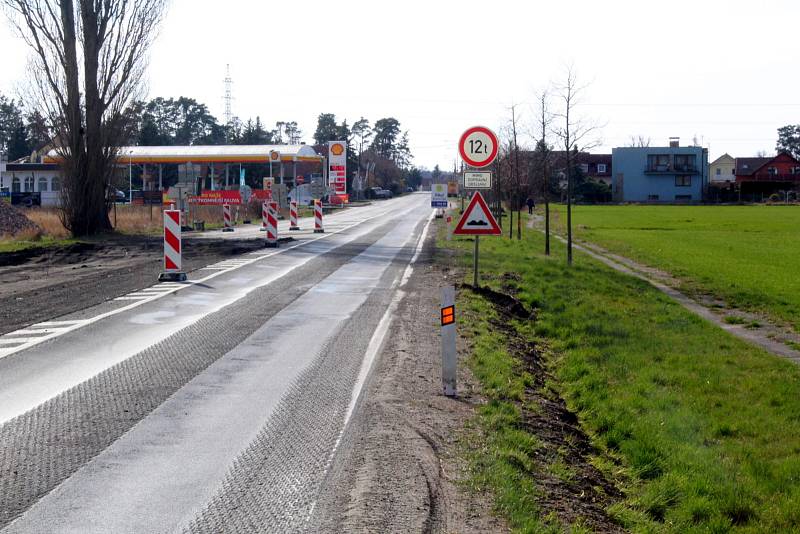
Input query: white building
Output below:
<box><xmin>0</xmin><ymin>163</ymin><xmax>62</xmax><ymax>206</ymax></box>
<box><xmin>709</xmin><ymin>153</ymin><xmax>736</xmax><ymax>184</ymax></box>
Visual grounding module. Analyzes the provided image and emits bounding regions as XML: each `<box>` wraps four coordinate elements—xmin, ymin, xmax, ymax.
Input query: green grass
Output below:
<box><xmin>547</xmin><ymin>204</ymin><xmax>800</xmax><ymax>330</ymax></box>
<box><xmin>0</xmin><ymin>236</ymin><xmax>81</xmax><ymax>253</ymax></box>
<box><xmin>444</xmin><ymin>215</ymin><xmax>800</xmax><ymax>533</ymax></box>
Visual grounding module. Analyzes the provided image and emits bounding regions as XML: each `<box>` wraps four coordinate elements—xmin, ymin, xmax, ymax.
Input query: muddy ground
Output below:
<box><xmin>0</xmin><ymin>235</ymin><xmax>270</xmax><ymax>336</ymax></box>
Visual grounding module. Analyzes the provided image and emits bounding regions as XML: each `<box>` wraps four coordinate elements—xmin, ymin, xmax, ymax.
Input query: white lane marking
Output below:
<box><xmin>306</xmin><ymin>210</ymin><xmax>434</xmax><ymax>523</ymax></box>
<box><xmin>0</xmin><ymin>198</ymin><xmax>419</xmax><ymax>360</ymax></box>
<box><xmin>12</xmin><ymin>327</ymin><xmax>72</xmax><ymax>335</ymax></box>
<box><xmin>0</xmin><ymin>339</ymin><xmax>27</xmax><ymax>346</ymax></box>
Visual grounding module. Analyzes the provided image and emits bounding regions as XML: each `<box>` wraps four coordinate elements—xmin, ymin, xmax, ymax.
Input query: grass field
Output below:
<box><xmin>547</xmin><ymin>204</ymin><xmax>800</xmax><ymax>330</ymax></box>
<box><xmin>443</xmin><ymin>216</ymin><xmax>800</xmax><ymax>533</ymax></box>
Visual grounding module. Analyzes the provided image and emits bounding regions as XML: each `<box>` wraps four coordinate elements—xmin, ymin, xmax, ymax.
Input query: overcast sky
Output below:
<box><xmin>1</xmin><ymin>0</ymin><xmax>799</xmax><ymax>169</ymax></box>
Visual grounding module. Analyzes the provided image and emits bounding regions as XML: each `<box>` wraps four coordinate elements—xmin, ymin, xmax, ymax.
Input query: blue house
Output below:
<box><xmin>612</xmin><ymin>139</ymin><xmax>708</xmax><ymax>202</ymax></box>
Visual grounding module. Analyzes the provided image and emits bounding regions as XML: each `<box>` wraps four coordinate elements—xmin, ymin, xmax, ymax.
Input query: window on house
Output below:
<box><xmin>579</xmin><ymin>163</ymin><xmax>589</xmax><ymax>173</ymax></box>
<box><xmin>647</xmin><ymin>154</ymin><xmax>671</xmax><ymax>171</ymax></box>
<box><xmin>38</xmin><ymin>177</ymin><xmax>48</xmax><ymax>192</ymax></box>
<box><xmin>715</xmin><ymin>168</ymin><xmax>721</xmax><ymax>175</ymax></box>
<box><xmin>24</xmin><ymin>176</ymin><xmax>34</xmax><ymax>192</ymax></box>
<box><xmin>675</xmin><ymin>195</ymin><xmax>692</xmax><ymax>201</ymax></box>
<box><xmin>676</xmin><ymin>175</ymin><xmax>692</xmax><ymax>187</ymax></box>
<box><xmin>647</xmin><ymin>194</ymin><xmax>660</xmax><ymax>201</ymax></box>
<box><xmin>12</xmin><ymin>176</ymin><xmax>20</xmax><ymax>193</ymax></box>
<box><xmin>768</xmin><ymin>167</ymin><xmax>778</xmax><ymax>175</ymax></box>
<box><xmin>51</xmin><ymin>176</ymin><xmax>60</xmax><ymax>191</ymax></box>
<box><xmin>597</xmin><ymin>163</ymin><xmax>607</xmax><ymax>173</ymax></box>
<box><xmin>673</xmin><ymin>154</ymin><xmax>696</xmax><ymax>171</ymax></box>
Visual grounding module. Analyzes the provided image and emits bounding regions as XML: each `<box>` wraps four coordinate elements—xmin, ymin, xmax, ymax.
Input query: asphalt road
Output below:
<box><xmin>0</xmin><ymin>193</ymin><xmax>434</xmax><ymax>533</ymax></box>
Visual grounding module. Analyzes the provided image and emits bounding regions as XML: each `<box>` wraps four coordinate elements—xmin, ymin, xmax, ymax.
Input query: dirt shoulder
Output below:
<box><xmin>311</xmin><ymin>226</ymin><xmax>505</xmax><ymax>533</ymax></box>
<box><xmin>0</xmin><ymin>234</ymin><xmax>269</xmax><ymax>336</ymax></box>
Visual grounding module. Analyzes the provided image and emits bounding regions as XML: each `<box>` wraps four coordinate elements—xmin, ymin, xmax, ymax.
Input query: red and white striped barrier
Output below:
<box><xmin>314</xmin><ymin>199</ymin><xmax>324</xmax><ymax>233</ymax></box>
<box><xmin>259</xmin><ymin>201</ymin><xmax>268</xmax><ymax>232</ymax></box>
<box><xmin>222</xmin><ymin>203</ymin><xmax>234</xmax><ymax>232</ymax></box>
<box><xmin>265</xmin><ymin>201</ymin><xmax>278</xmax><ymax>247</ymax></box>
<box><xmin>289</xmin><ymin>200</ymin><xmax>300</xmax><ymax>231</ymax></box>
<box><xmin>158</xmin><ymin>209</ymin><xmax>187</xmax><ymax>282</ymax></box>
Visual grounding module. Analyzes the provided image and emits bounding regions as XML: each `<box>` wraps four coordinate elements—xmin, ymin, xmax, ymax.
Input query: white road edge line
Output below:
<box><xmin>0</xmin><ymin>205</ymin><xmax>400</xmax><ymax>360</ymax></box>
<box><xmin>305</xmin><ymin>210</ymin><xmax>434</xmax><ymax>524</ymax></box>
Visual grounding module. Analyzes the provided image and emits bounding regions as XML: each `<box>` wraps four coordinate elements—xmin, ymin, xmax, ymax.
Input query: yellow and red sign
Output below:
<box><xmin>328</xmin><ymin>141</ymin><xmax>347</xmax><ymax>195</ymax></box>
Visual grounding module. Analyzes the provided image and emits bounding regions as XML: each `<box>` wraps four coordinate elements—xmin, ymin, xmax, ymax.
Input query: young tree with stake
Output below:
<box><xmin>553</xmin><ymin>65</ymin><xmax>599</xmax><ymax>265</ymax></box>
<box><xmin>535</xmin><ymin>88</ymin><xmax>553</xmax><ymax>255</ymax></box>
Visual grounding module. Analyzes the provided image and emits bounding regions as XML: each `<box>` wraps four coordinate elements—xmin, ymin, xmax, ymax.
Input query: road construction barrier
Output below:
<box><xmin>314</xmin><ymin>199</ymin><xmax>324</xmax><ymax>233</ymax></box>
<box><xmin>265</xmin><ymin>201</ymin><xmax>278</xmax><ymax>248</ymax></box>
<box><xmin>222</xmin><ymin>203</ymin><xmax>234</xmax><ymax>232</ymax></box>
<box><xmin>289</xmin><ymin>201</ymin><xmax>300</xmax><ymax>231</ymax></box>
<box><xmin>260</xmin><ymin>201</ymin><xmax>268</xmax><ymax>232</ymax></box>
<box><xmin>158</xmin><ymin>209</ymin><xmax>187</xmax><ymax>282</ymax></box>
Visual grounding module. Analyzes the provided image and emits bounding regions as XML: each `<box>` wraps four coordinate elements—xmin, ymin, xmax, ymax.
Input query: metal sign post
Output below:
<box><xmin>453</xmin><ymin>191</ymin><xmax>501</xmax><ymax>288</ymax></box>
<box><xmin>441</xmin><ymin>285</ymin><xmax>457</xmax><ymax>397</ymax></box>
<box><xmin>473</xmin><ymin>236</ymin><xmax>479</xmax><ymax>287</ymax></box>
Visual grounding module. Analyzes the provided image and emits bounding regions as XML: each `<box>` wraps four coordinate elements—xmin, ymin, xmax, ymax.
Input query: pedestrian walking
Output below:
<box><xmin>526</xmin><ymin>196</ymin><xmax>535</xmax><ymax>215</ymax></box>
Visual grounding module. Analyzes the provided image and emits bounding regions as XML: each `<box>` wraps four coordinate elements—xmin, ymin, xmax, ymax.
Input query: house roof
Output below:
<box><xmin>710</xmin><ymin>153</ymin><xmax>734</xmax><ymax>166</ymax></box>
<box><xmin>735</xmin><ymin>157</ymin><xmax>771</xmax><ymax>176</ymax></box>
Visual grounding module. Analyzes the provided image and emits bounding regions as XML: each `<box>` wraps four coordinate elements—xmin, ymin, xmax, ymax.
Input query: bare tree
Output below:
<box><xmin>3</xmin><ymin>0</ymin><xmax>167</xmax><ymax>236</ymax></box>
<box><xmin>628</xmin><ymin>134</ymin><xmax>651</xmax><ymax>147</ymax></box>
<box><xmin>509</xmin><ymin>103</ymin><xmax>523</xmax><ymax>240</ymax></box>
<box><xmin>553</xmin><ymin>65</ymin><xmax>600</xmax><ymax>265</ymax></box>
<box><xmin>535</xmin><ymin>88</ymin><xmax>553</xmax><ymax>255</ymax></box>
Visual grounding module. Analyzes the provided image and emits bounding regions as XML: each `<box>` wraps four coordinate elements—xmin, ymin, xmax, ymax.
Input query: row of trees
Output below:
<box><xmin>491</xmin><ymin>66</ymin><xmax>600</xmax><ymax>264</ymax></box>
<box><xmin>0</xmin><ymin>93</ymin><xmax>52</xmax><ymax>161</ymax></box>
<box><xmin>312</xmin><ymin>113</ymin><xmax>419</xmax><ymax>192</ymax></box>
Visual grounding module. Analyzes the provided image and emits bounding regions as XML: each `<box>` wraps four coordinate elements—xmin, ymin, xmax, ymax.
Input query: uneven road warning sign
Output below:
<box><xmin>453</xmin><ymin>191</ymin><xmax>501</xmax><ymax>235</ymax></box>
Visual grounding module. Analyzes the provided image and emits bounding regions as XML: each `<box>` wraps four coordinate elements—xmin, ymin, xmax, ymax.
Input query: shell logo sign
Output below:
<box><xmin>327</xmin><ymin>141</ymin><xmax>347</xmax><ymax>195</ymax></box>
<box><xmin>269</xmin><ymin>150</ymin><xmax>280</xmax><ymax>162</ymax></box>
<box><xmin>330</xmin><ymin>143</ymin><xmax>345</xmax><ymax>156</ymax></box>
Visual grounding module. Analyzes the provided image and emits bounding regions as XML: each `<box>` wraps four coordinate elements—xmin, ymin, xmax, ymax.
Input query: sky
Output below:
<box><xmin>1</xmin><ymin>0</ymin><xmax>799</xmax><ymax>169</ymax></box>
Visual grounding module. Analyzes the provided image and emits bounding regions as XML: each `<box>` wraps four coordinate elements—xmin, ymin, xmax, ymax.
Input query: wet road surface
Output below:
<box><xmin>0</xmin><ymin>194</ymin><xmax>433</xmax><ymax>533</ymax></box>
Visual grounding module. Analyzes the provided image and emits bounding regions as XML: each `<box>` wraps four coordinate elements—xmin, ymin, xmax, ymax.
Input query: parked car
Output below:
<box><xmin>107</xmin><ymin>188</ymin><xmax>126</xmax><ymax>202</ymax></box>
<box><xmin>367</xmin><ymin>187</ymin><xmax>391</xmax><ymax>199</ymax></box>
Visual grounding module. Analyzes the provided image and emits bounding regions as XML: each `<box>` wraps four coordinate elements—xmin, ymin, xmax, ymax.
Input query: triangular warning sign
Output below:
<box><xmin>453</xmin><ymin>192</ymin><xmax>501</xmax><ymax>235</ymax></box>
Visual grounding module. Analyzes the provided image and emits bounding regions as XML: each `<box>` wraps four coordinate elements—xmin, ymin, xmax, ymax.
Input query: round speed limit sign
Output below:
<box><xmin>459</xmin><ymin>126</ymin><xmax>499</xmax><ymax>168</ymax></box>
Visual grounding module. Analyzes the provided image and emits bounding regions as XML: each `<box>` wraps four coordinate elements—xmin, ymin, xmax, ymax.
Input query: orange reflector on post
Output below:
<box><xmin>441</xmin><ymin>305</ymin><xmax>455</xmax><ymax>326</ymax></box>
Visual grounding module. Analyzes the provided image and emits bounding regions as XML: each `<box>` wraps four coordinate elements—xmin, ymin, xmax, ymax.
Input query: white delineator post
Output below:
<box><xmin>441</xmin><ymin>285</ymin><xmax>457</xmax><ymax>397</ymax></box>
<box><xmin>158</xmin><ymin>209</ymin><xmax>187</xmax><ymax>282</ymax></box>
<box><xmin>314</xmin><ymin>199</ymin><xmax>324</xmax><ymax>233</ymax></box>
<box><xmin>222</xmin><ymin>203</ymin><xmax>234</xmax><ymax>232</ymax></box>
<box><xmin>265</xmin><ymin>201</ymin><xmax>278</xmax><ymax>248</ymax></box>
<box><xmin>289</xmin><ymin>200</ymin><xmax>300</xmax><ymax>231</ymax></box>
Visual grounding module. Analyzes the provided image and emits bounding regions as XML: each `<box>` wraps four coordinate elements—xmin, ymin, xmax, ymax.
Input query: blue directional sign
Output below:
<box><xmin>431</xmin><ymin>183</ymin><xmax>448</xmax><ymax>208</ymax></box>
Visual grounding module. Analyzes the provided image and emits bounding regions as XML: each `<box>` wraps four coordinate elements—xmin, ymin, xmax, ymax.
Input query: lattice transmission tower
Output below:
<box><xmin>223</xmin><ymin>64</ymin><xmax>234</xmax><ymax>126</ymax></box>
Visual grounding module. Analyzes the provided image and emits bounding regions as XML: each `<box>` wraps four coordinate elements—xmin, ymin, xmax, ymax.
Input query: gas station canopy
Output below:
<box><xmin>45</xmin><ymin>144</ymin><xmax>322</xmax><ymax>165</ymax></box>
